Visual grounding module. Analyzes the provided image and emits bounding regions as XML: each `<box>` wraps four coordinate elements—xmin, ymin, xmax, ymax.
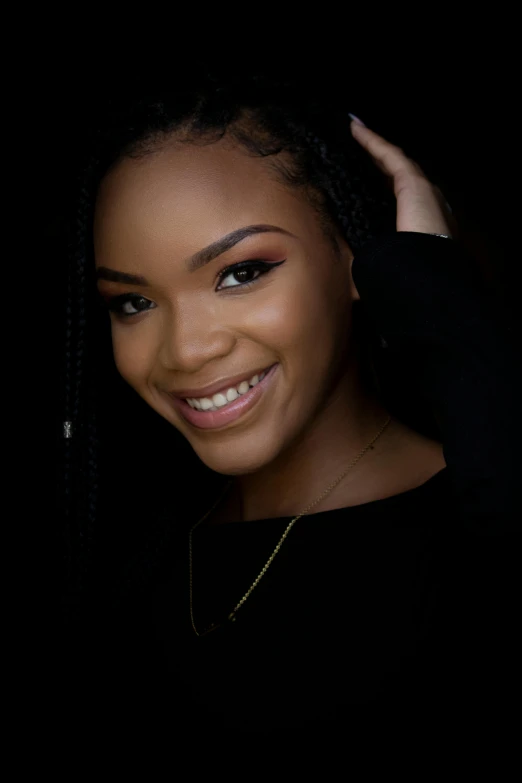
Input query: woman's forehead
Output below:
<box><xmin>98</xmin><ymin>139</ymin><xmax>290</xmax><ymax>214</ymax></box>
<box><xmin>94</xmin><ymin>139</ymin><xmax>318</xmax><ymax>262</ymax></box>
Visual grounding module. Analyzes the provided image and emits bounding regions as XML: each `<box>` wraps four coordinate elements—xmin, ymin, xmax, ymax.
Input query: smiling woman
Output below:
<box><xmin>58</xmin><ymin>71</ymin><xmax>520</xmax><ymax>735</ymax></box>
<box><xmin>92</xmin><ymin>129</ymin><xmax>401</xmax><ymax>485</ymax></box>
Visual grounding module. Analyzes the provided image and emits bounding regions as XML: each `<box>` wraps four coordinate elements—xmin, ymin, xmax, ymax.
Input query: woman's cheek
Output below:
<box><xmin>239</xmin><ymin>282</ymin><xmax>311</xmax><ymax>348</ymax></box>
<box><xmin>264</xmin><ymin>277</ymin><xmax>331</xmax><ymax>352</ymax></box>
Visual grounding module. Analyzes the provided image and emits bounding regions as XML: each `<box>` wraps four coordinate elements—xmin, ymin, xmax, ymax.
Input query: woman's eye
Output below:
<box><xmin>107</xmin><ymin>294</ymin><xmax>155</xmax><ymax>318</ymax></box>
<box><xmin>104</xmin><ymin>259</ymin><xmax>286</xmax><ymax>318</ymax></box>
<box><xmin>217</xmin><ymin>259</ymin><xmax>285</xmax><ymax>290</ymax></box>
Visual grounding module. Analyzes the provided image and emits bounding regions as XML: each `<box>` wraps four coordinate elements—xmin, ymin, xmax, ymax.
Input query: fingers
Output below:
<box><xmin>350</xmin><ymin>121</ymin><xmax>426</xmax><ymax>180</ymax></box>
<box><xmin>350</xmin><ymin>118</ymin><xmax>454</xmax><ymax>238</ymax></box>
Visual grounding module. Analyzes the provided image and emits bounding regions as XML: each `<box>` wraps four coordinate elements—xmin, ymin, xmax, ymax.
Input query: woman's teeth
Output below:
<box><xmin>186</xmin><ymin>369</ymin><xmax>268</xmax><ymax>411</ymax></box>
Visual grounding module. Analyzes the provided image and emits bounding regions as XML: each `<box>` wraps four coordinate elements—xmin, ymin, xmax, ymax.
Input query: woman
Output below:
<box><xmin>60</xmin><ymin>74</ymin><xmax>520</xmax><ymax>733</ymax></box>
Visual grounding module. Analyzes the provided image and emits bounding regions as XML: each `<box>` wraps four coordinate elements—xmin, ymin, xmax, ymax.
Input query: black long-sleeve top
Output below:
<box><xmin>59</xmin><ymin>233</ymin><xmax>520</xmax><ymax>736</ymax></box>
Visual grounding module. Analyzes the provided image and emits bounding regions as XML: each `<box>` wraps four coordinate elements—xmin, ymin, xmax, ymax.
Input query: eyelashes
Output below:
<box><xmin>217</xmin><ymin>258</ymin><xmax>283</xmax><ymax>291</ymax></box>
<box><xmin>104</xmin><ymin>258</ymin><xmax>286</xmax><ymax>319</ymax></box>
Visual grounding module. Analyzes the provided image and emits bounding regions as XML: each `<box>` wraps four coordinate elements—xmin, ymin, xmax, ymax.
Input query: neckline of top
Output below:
<box><xmin>202</xmin><ymin>466</ymin><xmax>452</xmax><ymax>528</ymax></box>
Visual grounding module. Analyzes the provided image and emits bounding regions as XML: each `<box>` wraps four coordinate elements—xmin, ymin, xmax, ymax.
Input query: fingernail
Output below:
<box><xmin>349</xmin><ymin>113</ymin><xmax>366</xmax><ymax>127</ymax></box>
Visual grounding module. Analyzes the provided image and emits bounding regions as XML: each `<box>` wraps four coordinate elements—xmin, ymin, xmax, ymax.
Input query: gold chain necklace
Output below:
<box><xmin>189</xmin><ymin>415</ymin><xmax>392</xmax><ymax>637</ymax></box>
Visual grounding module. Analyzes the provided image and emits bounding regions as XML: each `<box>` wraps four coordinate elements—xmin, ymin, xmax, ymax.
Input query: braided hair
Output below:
<box><xmin>60</xmin><ymin>71</ymin><xmax>433</xmax><ymax>603</ymax></box>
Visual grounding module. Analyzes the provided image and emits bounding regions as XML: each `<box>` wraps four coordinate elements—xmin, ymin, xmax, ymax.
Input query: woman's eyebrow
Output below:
<box><xmin>96</xmin><ymin>224</ymin><xmax>295</xmax><ymax>286</ymax></box>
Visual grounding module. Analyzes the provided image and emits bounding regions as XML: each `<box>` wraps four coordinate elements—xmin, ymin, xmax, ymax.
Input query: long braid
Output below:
<box><xmin>61</xmin><ymin>258</ymin><xmax>76</xmax><ymax>589</ymax></box>
<box><xmin>73</xmin><ymin>176</ymin><xmax>90</xmax><ymax>595</ymax></box>
<box><xmin>62</xmin><ymin>156</ymin><xmax>100</xmax><ymax>601</ymax></box>
<box><xmin>81</xmin><ymin>384</ymin><xmax>99</xmax><ymax>595</ymax></box>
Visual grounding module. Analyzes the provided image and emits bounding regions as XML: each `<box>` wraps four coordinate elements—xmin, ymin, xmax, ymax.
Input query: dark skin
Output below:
<box><xmin>94</xmin><ymin>122</ymin><xmax>447</xmax><ymax>524</ymax></box>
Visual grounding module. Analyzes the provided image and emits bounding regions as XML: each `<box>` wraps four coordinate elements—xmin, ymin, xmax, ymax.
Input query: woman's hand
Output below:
<box><xmin>350</xmin><ymin>117</ymin><xmax>455</xmax><ymax>237</ymax></box>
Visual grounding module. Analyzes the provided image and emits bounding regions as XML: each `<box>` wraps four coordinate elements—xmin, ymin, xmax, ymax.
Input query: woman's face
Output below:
<box><xmin>94</xmin><ymin>135</ymin><xmax>360</xmax><ymax>476</ymax></box>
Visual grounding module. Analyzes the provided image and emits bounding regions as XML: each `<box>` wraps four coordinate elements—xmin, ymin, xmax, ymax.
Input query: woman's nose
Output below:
<box><xmin>158</xmin><ymin>306</ymin><xmax>236</xmax><ymax>372</ymax></box>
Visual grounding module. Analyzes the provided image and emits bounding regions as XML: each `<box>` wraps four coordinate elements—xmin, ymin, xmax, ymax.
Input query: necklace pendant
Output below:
<box><xmin>197</xmin><ymin>612</ymin><xmax>237</xmax><ymax>638</ymax></box>
<box><xmin>199</xmin><ymin>621</ymin><xmax>221</xmax><ymax>637</ymax></box>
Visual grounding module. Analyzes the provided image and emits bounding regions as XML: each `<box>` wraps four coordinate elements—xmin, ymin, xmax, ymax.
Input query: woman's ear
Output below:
<box><xmin>344</xmin><ymin>246</ymin><xmax>360</xmax><ymax>302</ymax></box>
<box><xmin>333</xmin><ymin>233</ymin><xmax>360</xmax><ymax>301</ymax></box>
<box><xmin>349</xmin><ymin>254</ymin><xmax>361</xmax><ymax>301</ymax></box>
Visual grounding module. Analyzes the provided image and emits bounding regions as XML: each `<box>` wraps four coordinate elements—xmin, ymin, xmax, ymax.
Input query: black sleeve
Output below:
<box><xmin>351</xmin><ymin>232</ymin><xmax>521</xmax><ymax>519</ymax></box>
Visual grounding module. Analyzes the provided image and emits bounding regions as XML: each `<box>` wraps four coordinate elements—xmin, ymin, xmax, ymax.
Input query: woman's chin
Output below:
<box><xmin>195</xmin><ymin>453</ymin><xmax>271</xmax><ymax>478</ymax></box>
<box><xmin>189</xmin><ymin>436</ymin><xmax>282</xmax><ymax>477</ymax></box>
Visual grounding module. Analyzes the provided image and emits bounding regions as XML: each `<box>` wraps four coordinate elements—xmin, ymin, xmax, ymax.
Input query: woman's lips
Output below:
<box><xmin>168</xmin><ymin>363</ymin><xmax>279</xmax><ymax>430</ymax></box>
